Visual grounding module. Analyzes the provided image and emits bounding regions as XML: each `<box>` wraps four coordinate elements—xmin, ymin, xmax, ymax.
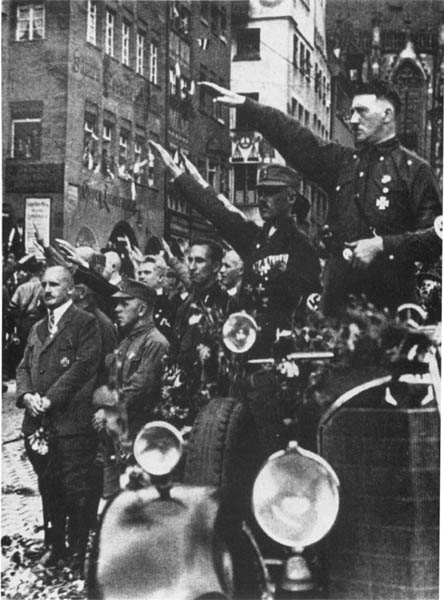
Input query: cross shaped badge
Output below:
<box><xmin>376</xmin><ymin>196</ymin><xmax>389</xmax><ymax>210</ymax></box>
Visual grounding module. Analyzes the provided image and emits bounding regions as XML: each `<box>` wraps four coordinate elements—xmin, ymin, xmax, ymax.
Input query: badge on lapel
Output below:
<box><xmin>60</xmin><ymin>357</ymin><xmax>71</xmax><ymax>368</ymax></box>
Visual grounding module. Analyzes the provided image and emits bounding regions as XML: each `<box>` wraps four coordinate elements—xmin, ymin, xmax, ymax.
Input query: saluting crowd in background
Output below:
<box><xmin>2</xmin><ymin>78</ymin><xmax>442</xmax><ymax>574</ymax></box>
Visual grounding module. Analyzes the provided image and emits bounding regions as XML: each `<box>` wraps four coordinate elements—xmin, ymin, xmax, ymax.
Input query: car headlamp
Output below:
<box><xmin>222</xmin><ymin>312</ymin><xmax>258</xmax><ymax>353</ymax></box>
<box><xmin>252</xmin><ymin>441</ymin><xmax>339</xmax><ymax>549</ymax></box>
<box><xmin>133</xmin><ymin>421</ymin><xmax>183</xmax><ymax>477</ymax></box>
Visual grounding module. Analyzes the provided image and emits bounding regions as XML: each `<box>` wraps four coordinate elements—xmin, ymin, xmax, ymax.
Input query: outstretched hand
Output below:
<box><xmin>180</xmin><ymin>152</ymin><xmax>209</xmax><ymax>188</ymax></box>
<box><xmin>198</xmin><ymin>82</ymin><xmax>246</xmax><ymax>106</ymax></box>
<box><xmin>55</xmin><ymin>238</ymin><xmax>89</xmax><ymax>269</ymax></box>
<box><xmin>148</xmin><ymin>141</ymin><xmax>183</xmax><ymax>179</ymax></box>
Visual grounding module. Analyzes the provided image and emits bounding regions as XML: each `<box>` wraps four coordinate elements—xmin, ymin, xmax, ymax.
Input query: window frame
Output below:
<box><xmin>235</xmin><ymin>28</ymin><xmax>260</xmax><ymax>61</ymax></box>
<box><xmin>11</xmin><ymin>117</ymin><xmax>42</xmax><ymax>159</ymax></box>
<box><xmin>15</xmin><ymin>3</ymin><xmax>45</xmax><ymax>42</ymax></box>
<box><xmin>86</xmin><ymin>0</ymin><xmax>97</xmax><ymax>45</ymax></box>
<box><xmin>121</xmin><ymin>20</ymin><xmax>130</xmax><ymax>66</ymax></box>
<box><xmin>136</xmin><ymin>31</ymin><xmax>145</xmax><ymax>75</ymax></box>
<box><xmin>149</xmin><ymin>42</ymin><xmax>158</xmax><ymax>84</ymax></box>
<box><xmin>105</xmin><ymin>10</ymin><xmax>115</xmax><ymax>57</ymax></box>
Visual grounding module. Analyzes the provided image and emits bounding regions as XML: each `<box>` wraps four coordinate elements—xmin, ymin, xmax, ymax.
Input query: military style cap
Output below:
<box><xmin>256</xmin><ymin>164</ymin><xmax>300</xmax><ymax>189</ymax></box>
<box><xmin>112</xmin><ymin>278</ymin><xmax>157</xmax><ymax>305</ymax></box>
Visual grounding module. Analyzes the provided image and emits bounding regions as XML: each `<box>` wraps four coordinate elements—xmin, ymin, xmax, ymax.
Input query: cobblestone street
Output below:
<box><xmin>2</xmin><ymin>381</ymin><xmax>44</xmax><ymax>542</ymax></box>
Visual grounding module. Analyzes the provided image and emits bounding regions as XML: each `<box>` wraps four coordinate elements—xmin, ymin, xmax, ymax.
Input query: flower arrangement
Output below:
<box><xmin>27</xmin><ymin>427</ymin><xmax>49</xmax><ymax>456</ymax></box>
<box><xmin>153</xmin><ymin>302</ymin><xmax>236</xmax><ymax>430</ymax></box>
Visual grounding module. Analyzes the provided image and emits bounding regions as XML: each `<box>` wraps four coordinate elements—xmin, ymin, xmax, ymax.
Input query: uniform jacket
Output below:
<box><xmin>154</xmin><ymin>292</ymin><xmax>174</xmax><ymax>341</ymax></box>
<box><xmin>108</xmin><ymin>322</ymin><xmax>169</xmax><ymax>438</ymax></box>
<box><xmin>16</xmin><ymin>304</ymin><xmax>101</xmax><ymax>437</ymax></box>
<box><xmin>237</xmin><ymin>99</ymin><xmax>442</xmax><ymax>314</ymax></box>
<box><xmin>172</xmin><ymin>280</ymin><xmax>235</xmax><ymax>363</ymax></box>
<box><xmin>175</xmin><ymin>175</ymin><xmax>320</xmax><ymax>329</ymax></box>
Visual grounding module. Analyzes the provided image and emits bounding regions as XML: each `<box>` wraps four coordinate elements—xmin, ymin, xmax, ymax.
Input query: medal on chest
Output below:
<box><xmin>376</xmin><ymin>196</ymin><xmax>389</xmax><ymax>210</ymax></box>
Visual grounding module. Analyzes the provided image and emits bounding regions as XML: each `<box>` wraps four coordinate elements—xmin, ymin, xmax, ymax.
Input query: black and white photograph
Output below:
<box><xmin>1</xmin><ymin>0</ymin><xmax>442</xmax><ymax>598</ymax></box>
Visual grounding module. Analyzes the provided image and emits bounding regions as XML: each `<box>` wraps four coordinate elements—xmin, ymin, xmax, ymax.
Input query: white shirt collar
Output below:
<box><xmin>49</xmin><ymin>299</ymin><xmax>73</xmax><ymax>326</ymax></box>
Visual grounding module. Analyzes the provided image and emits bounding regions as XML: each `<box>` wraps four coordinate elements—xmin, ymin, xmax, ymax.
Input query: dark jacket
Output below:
<box><xmin>16</xmin><ymin>304</ymin><xmax>101</xmax><ymax>437</ymax></box>
<box><xmin>108</xmin><ymin>321</ymin><xmax>169</xmax><ymax>439</ymax></box>
<box><xmin>237</xmin><ymin>98</ymin><xmax>442</xmax><ymax>314</ymax></box>
<box><xmin>175</xmin><ymin>175</ymin><xmax>320</xmax><ymax>332</ymax></box>
<box><xmin>172</xmin><ymin>280</ymin><xmax>236</xmax><ymax>370</ymax></box>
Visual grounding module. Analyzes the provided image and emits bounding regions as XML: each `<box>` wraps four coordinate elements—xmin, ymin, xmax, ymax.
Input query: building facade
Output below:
<box><xmin>2</xmin><ymin>0</ymin><xmax>232</xmax><ymax>256</ymax></box>
<box><xmin>229</xmin><ymin>0</ymin><xmax>331</xmax><ymax>242</ymax></box>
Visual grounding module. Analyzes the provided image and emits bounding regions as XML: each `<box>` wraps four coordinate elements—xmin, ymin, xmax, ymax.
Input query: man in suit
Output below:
<box><xmin>16</xmin><ymin>265</ymin><xmax>102</xmax><ymax>568</ymax></box>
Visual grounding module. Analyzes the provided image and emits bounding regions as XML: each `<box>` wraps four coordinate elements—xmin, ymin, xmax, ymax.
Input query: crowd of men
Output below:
<box><xmin>2</xmin><ymin>79</ymin><xmax>442</xmax><ymax>573</ymax></box>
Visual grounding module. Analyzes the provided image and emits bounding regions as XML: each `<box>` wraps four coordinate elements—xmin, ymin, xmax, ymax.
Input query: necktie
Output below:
<box><xmin>48</xmin><ymin>310</ymin><xmax>56</xmax><ymax>336</ymax></box>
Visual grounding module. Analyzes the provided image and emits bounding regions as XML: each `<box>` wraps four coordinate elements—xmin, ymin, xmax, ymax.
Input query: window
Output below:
<box><xmin>201</xmin><ymin>0</ymin><xmax>210</xmax><ymax>22</ymax></box>
<box><xmin>235</xmin><ymin>92</ymin><xmax>259</xmax><ymax>128</ymax></box>
<box><xmin>83</xmin><ymin>111</ymin><xmax>99</xmax><ymax>170</ymax></box>
<box><xmin>210</xmin><ymin>4</ymin><xmax>219</xmax><ymax>35</ymax></box>
<box><xmin>304</xmin><ymin>109</ymin><xmax>310</xmax><ymax>127</ymax></box>
<box><xmin>105</xmin><ymin>10</ymin><xmax>115</xmax><ymax>56</ymax></box>
<box><xmin>291</xmin><ymin>98</ymin><xmax>297</xmax><ymax>116</ymax></box>
<box><xmin>305</xmin><ymin>50</ymin><xmax>312</xmax><ymax>80</ymax></box>
<box><xmin>102</xmin><ymin>119</ymin><xmax>115</xmax><ymax>178</ymax></box>
<box><xmin>235</xmin><ymin>28</ymin><xmax>260</xmax><ymax>60</ymax></box>
<box><xmin>103</xmin><ymin>122</ymin><xmax>113</xmax><ymax>143</ymax></box>
<box><xmin>134</xmin><ymin>134</ymin><xmax>147</xmax><ymax>184</ymax></box>
<box><xmin>86</xmin><ymin>0</ymin><xmax>97</xmax><ymax>45</ymax></box>
<box><xmin>169</xmin><ymin>68</ymin><xmax>178</xmax><ymax>96</ymax></box>
<box><xmin>220</xmin><ymin>8</ymin><xmax>227</xmax><ymax>38</ymax></box>
<box><xmin>16</xmin><ymin>4</ymin><xmax>44</xmax><ymax>41</ymax></box>
<box><xmin>207</xmin><ymin>159</ymin><xmax>217</xmax><ymax>189</ymax></box>
<box><xmin>298</xmin><ymin>104</ymin><xmax>304</xmax><ymax>123</ymax></box>
<box><xmin>11</xmin><ymin>118</ymin><xmax>42</xmax><ymax>159</ymax></box>
<box><xmin>293</xmin><ymin>35</ymin><xmax>298</xmax><ymax>66</ymax></box>
<box><xmin>121</xmin><ymin>21</ymin><xmax>130</xmax><ymax>66</ymax></box>
<box><xmin>234</xmin><ymin>165</ymin><xmax>258</xmax><ymax>206</ymax></box>
<box><xmin>119</xmin><ymin>129</ymin><xmax>130</xmax><ymax>167</ymax></box>
<box><xmin>171</xmin><ymin>2</ymin><xmax>190</xmax><ymax>36</ymax></box>
<box><xmin>299</xmin><ymin>43</ymin><xmax>306</xmax><ymax>74</ymax></box>
<box><xmin>136</xmin><ymin>32</ymin><xmax>145</xmax><ymax>75</ymax></box>
<box><xmin>149</xmin><ymin>43</ymin><xmax>158</xmax><ymax>84</ymax></box>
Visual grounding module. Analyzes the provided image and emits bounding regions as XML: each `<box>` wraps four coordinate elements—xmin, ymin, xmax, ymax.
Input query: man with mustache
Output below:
<box><xmin>198</xmin><ymin>80</ymin><xmax>441</xmax><ymax>316</ymax></box>
<box><xmin>16</xmin><ymin>265</ymin><xmax>102</xmax><ymax>569</ymax></box>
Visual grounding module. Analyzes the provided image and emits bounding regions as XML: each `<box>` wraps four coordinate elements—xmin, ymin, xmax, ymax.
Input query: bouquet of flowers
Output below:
<box><xmin>154</xmin><ymin>302</ymin><xmax>236</xmax><ymax>429</ymax></box>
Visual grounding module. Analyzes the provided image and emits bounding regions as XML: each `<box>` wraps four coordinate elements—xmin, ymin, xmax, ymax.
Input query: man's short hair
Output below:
<box><xmin>352</xmin><ymin>79</ymin><xmax>401</xmax><ymax>115</ymax></box>
<box><xmin>138</xmin><ymin>254</ymin><xmax>167</xmax><ymax>277</ymax></box>
<box><xmin>190</xmin><ymin>238</ymin><xmax>223</xmax><ymax>264</ymax></box>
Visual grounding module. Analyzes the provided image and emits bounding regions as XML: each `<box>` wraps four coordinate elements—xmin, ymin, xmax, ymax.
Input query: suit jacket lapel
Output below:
<box><xmin>40</xmin><ymin>304</ymin><xmax>76</xmax><ymax>352</ymax></box>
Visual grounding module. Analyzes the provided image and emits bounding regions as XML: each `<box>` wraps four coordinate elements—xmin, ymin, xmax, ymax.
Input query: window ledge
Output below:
<box><xmin>13</xmin><ymin>38</ymin><xmax>45</xmax><ymax>44</ymax></box>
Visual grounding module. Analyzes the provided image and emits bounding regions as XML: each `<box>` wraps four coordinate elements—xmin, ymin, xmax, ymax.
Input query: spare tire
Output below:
<box><xmin>184</xmin><ymin>397</ymin><xmax>264</xmax><ymax>519</ymax></box>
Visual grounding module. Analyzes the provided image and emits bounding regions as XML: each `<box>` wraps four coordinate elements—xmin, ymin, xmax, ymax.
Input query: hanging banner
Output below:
<box><xmin>25</xmin><ymin>197</ymin><xmax>51</xmax><ymax>254</ymax></box>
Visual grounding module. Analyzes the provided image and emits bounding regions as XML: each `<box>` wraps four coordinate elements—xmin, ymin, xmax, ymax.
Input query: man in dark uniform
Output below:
<box><xmin>172</xmin><ymin>238</ymin><xmax>236</xmax><ymax>369</ymax></box>
<box><xmin>16</xmin><ymin>265</ymin><xmax>102</xmax><ymax>567</ymax></box>
<box><xmin>93</xmin><ymin>279</ymin><xmax>170</xmax><ymax>443</ymax></box>
<box><xmin>150</xmin><ymin>141</ymin><xmax>320</xmax><ymax>352</ymax></box>
<box><xmin>199</xmin><ymin>80</ymin><xmax>442</xmax><ymax>315</ymax></box>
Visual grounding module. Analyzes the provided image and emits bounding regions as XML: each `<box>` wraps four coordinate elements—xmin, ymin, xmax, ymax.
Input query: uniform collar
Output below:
<box><xmin>358</xmin><ymin>136</ymin><xmax>400</xmax><ymax>159</ymax></box>
<box><xmin>263</xmin><ymin>215</ymin><xmax>294</xmax><ymax>235</ymax></box>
